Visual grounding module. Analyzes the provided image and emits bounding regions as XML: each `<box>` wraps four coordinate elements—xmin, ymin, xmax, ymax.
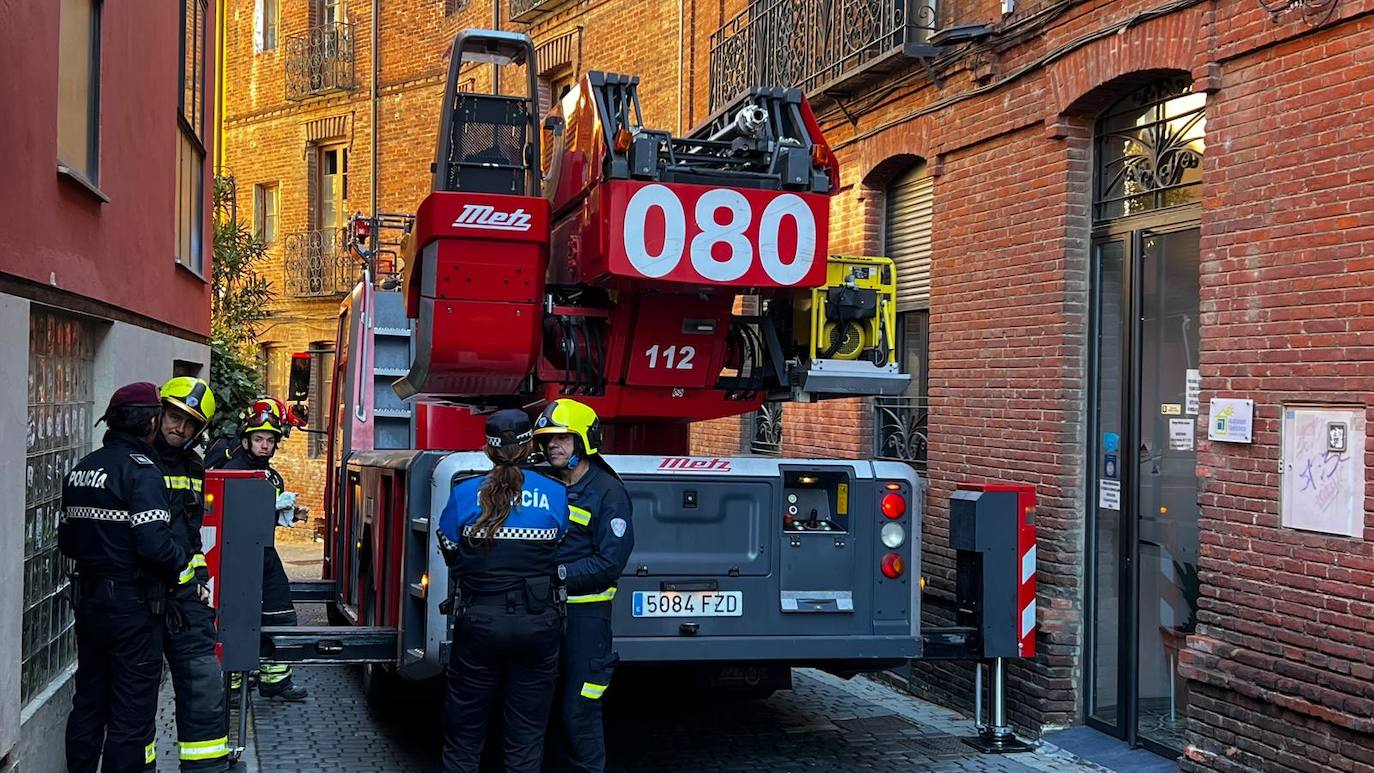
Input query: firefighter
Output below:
<box><xmin>154</xmin><ymin>377</ymin><xmax>232</xmax><ymax>771</ymax></box>
<box><xmin>532</xmin><ymin>399</ymin><xmax>635</xmax><ymax>773</ymax></box>
<box><xmin>208</xmin><ymin>400</ymin><xmax>308</xmax><ymax>700</ymax></box>
<box><xmin>437</xmin><ymin>409</ymin><xmax>569</xmax><ymax>773</ymax></box>
<box><xmin>60</xmin><ymin>382</ymin><xmax>188</xmax><ymax>773</ymax></box>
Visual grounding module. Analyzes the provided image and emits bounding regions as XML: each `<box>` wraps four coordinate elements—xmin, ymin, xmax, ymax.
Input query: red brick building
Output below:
<box><xmin>220</xmin><ymin>0</ymin><xmax>1372</xmax><ymax>767</ymax></box>
<box><xmin>0</xmin><ymin>0</ymin><xmax>216</xmax><ymax>769</ymax></box>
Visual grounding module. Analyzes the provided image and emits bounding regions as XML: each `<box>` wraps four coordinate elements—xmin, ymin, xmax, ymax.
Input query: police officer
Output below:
<box><xmin>155</xmin><ymin>377</ymin><xmax>232</xmax><ymax>771</ymax></box>
<box><xmin>208</xmin><ymin>400</ymin><xmax>307</xmax><ymax>700</ymax></box>
<box><xmin>61</xmin><ymin>382</ymin><xmax>188</xmax><ymax>773</ymax></box>
<box><xmin>532</xmin><ymin>399</ymin><xmax>634</xmax><ymax>773</ymax></box>
<box><xmin>438</xmin><ymin>409</ymin><xmax>568</xmax><ymax>773</ymax></box>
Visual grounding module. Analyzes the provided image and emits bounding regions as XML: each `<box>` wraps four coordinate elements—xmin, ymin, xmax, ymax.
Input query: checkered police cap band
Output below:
<box><xmin>486</xmin><ymin>429</ymin><xmax>533</xmax><ymax>448</ymax></box>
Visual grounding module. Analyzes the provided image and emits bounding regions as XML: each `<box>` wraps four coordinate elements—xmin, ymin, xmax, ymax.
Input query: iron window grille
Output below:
<box><xmin>509</xmin><ymin>0</ymin><xmax>575</xmax><ymax>23</ymax></box>
<box><xmin>750</xmin><ymin>401</ymin><xmax>785</xmax><ymax>456</ymax></box>
<box><xmin>873</xmin><ymin>396</ymin><xmax>927</xmax><ymax>471</ymax></box>
<box><xmin>1094</xmin><ymin>77</ymin><xmax>1206</xmax><ymax>222</ymax></box>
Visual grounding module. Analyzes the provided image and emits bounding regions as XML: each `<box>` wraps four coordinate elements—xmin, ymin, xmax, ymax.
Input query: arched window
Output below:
<box><xmin>1094</xmin><ymin>77</ymin><xmax>1206</xmax><ymax>222</ymax></box>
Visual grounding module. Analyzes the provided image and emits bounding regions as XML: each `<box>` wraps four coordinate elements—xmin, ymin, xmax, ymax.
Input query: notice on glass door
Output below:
<box><xmin>1098</xmin><ymin>479</ymin><xmax>1121</xmax><ymax>511</ymax></box>
<box><xmin>1169</xmin><ymin>418</ymin><xmax>1195</xmax><ymax>451</ymax></box>
<box><xmin>1185</xmin><ymin>369</ymin><xmax>1201</xmax><ymax>415</ymax></box>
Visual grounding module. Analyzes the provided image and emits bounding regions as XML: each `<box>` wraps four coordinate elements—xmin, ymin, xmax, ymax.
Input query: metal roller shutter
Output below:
<box><xmin>884</xmin><ymin>162</ymin><xmax>934</xmax><ymax>311</ymax></box>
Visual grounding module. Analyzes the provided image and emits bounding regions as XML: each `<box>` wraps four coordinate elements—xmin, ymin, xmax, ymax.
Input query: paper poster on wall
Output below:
<box><xmin>1281</xmin><ymin>407</ymin><xmax>1366</xmax><ymax>538</ymax></box>
<box><xmin>1208</xmin><ymin>398</ymin><xmax>1254</xmax><ymax>443</ymax></box>
<box><xmin>1169</xmin><ymin>418</ymin><xmax>1195</xmax><ymax>451</ymax></box>
<box><xmin>1099</xmin><ymin>480</ymin><xmax>1121</xmax><ymax>511</ymax></box>
<box><xmin>1185</xmin><ymin>369</ymin><xmax>1201</xmax><ymax>415</ymax></box>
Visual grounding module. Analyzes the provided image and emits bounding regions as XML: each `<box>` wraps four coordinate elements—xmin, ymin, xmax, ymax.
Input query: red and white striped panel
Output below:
<box><xmin>1017</xmin><ymin>488</ymin><xmax>1037</xmax><ymax>657</ymax></box>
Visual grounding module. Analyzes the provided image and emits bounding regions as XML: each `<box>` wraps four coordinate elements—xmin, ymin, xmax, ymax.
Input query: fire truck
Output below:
<box><xmin>288</xmin><ymin>29</ymin><xmax>928</xmax><ymax>698</ymax></box>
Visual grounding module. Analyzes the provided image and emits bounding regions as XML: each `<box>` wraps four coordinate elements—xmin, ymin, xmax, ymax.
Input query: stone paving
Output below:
<box><xmin>150</xmin><ymin>542</ymin><xmax>1116</xmax><ymax>772</ymax></box>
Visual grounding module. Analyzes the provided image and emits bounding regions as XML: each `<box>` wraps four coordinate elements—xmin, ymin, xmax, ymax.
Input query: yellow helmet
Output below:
<box><xmin>532</xmin><ymin>399</ymin><xmax>602</xmax><ymax>456</ymax></box>
<box><xmin>242</xmin><ymin>397</ymin><xmax>285</xmax><ymax>438</ymax></box>
<box><xmin>159</xmin><ymin>377</ymin><xmax>216</xmax><ymax>427</ymax></box>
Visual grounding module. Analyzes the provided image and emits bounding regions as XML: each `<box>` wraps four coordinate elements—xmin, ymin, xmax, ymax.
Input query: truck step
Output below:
<box><xmin>288</xmin><ymin>580</ymin><xmax>335</xmax><ymax>604</ymax></box>
<box><xmin>260</xmin><ymin>626</ymin><xmax>399</xmax><ymax>664</ymax></box>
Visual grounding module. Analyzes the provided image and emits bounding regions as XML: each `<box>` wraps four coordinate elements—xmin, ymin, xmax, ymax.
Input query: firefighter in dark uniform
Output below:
<box><xmin>61</xmin><ymin>382</ymin><xmax>188</xmax><ymax>773</ymax></box>
<box><xmin>532</xmin><ymin>399</ymin><xmax>635</xmax><ymax>773</ymax></box>
<box><xmin>154</xmin><ymin>377</ymin><xmax>232</xmax><ymax>771</ymax></box>
<box><xmin>438</xmin><ymin>409</ymin><xmax>569</xmax><ymax>773</ymax></box>
<box><xmin>207</xmin><ymin>400</ymin><xmax>307</xmax><ymax>700</ymax></box>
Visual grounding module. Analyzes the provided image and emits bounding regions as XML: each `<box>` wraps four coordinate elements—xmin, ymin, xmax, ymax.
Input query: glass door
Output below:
<box><xmin>1086</xmin><ymin>226</ymin><xmax>1200</xmax><ymax>756</ymax></box>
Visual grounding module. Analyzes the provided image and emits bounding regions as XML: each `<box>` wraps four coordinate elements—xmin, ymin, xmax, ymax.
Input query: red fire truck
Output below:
<box><xmin>290</xmin><ymin>29</ymin><xmax>927</xmax><ymax>699</ymax></box>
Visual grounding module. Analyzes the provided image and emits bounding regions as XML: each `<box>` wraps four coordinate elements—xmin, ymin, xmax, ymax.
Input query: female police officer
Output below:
<box><xmin>437</xmin><ymin>409</ymin><xmax>569</xmax><ymax>773</ymax></box>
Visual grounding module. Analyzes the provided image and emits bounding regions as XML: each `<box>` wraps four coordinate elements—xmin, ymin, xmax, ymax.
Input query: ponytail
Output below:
<box><xmin>470</xmin><ymin>442</ymin><xmax>530</xmax><ymax>547</ymax></box>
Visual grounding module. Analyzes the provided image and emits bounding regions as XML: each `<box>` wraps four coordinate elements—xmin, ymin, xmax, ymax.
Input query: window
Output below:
<box><xmin>316</xmin><ymin>146</ymin><xmax>347</xmax><ymax>232</ymax></box>
<box><xmin>24</xmin><ymin>309</ymin><xmax>96</xmax><ymax>704</ymax></box>
<box><xmin>308</xmin><ymin>344</ymin><xmax>335</xmax><ymax>458</ymax></box>
<box><xmin>260</xmin><ymin>344</ymin><xmax>287</xmax><ymax>398</ymax></box>
<box><xmin>316</xmin><ymin>0</ymin><xmax>343</xmax><ymax>25</ymax></box>
<box><xmin>1094</xmin><ymin>77</ymin><xmax>1205</xmax><ymax>221</ymax></box>
<box><xmin>254</xmin><ymin>183</ymin><xmax>279</xmax><ymax>244</ymax></box>
<box><xmin>173</xmin><ymin>359</ymin><xmax>203</xmax><ymax>377</ymax></box>
<box><xmin>176</xmin><ymin>0</ymin><xmax>208</xmax><ymax>273</ymax></box>
<box><xmin>445</xmin><ymin>0</ymin><xmax>469</xmax><ymax>14</ymax></box>
<box><xmin>255</xmin><ymin>0</ymin><xmax>279</xmax><ymax>52</ymax></box>
<box><xmin>57</xmin><ymin>0</ymin><xmax>101</xmax><ymax>184</ymax></box>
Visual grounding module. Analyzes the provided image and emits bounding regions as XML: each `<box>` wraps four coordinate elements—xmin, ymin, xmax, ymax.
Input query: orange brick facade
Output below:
<box><xmin>223</xmin><ymin>1</ymin><xmax>1374</xmax><ymax>767</ymax></box>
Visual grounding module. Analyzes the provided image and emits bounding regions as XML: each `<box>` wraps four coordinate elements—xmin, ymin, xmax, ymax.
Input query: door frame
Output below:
<box><xmin>1084</xmin><ymin>203</ymin><xmax>1199</xmax><ymax>754</ymax></box>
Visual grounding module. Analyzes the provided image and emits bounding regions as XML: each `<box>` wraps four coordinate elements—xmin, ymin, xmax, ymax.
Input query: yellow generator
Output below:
<box><xmin>792</xmin><ymin>255</ymin><xmax>910</xmax><ymax>399</ymax></box>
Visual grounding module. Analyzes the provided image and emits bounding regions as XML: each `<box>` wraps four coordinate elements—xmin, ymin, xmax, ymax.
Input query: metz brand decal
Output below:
<box><xmin>451</xmin><ymin>204</ymin><xmax>533</xmax><ymax>232</ymax></box>
<box><xmin>658</xmin><ymin>457</ymin><xmax>733</xmax><ymax>473</ymax></box>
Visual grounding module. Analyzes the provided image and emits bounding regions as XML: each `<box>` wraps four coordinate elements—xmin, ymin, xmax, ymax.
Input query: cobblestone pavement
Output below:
<box><xmin>153</xmin><ymin>542</ymin><xmax>1114</xmax><ymax>772</ymax></box>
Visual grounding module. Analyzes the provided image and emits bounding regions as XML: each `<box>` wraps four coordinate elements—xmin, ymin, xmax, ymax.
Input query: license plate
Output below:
<box><xmin>632</xmin><ymin>590</ymin><xmax>743</xmax><ymax>617</ymax></box>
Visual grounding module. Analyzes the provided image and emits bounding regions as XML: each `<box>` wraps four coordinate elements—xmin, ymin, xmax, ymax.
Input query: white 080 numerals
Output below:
<box><xmin>622</xmin><ymin>184</ymin><xmax>817</xmax><ymax>284</ymax></box>
<box><xmin>645</xmin><ymin>344</ymin><xmax>695</xmax><ymax>370</ymax></box>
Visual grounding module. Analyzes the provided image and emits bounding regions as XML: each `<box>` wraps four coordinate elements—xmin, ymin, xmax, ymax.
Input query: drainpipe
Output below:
<box><xmin>371</xmin><ymin>0</ymin><xmax>380</xmax><ymax>217</ymax></box>
<box><xmin>492</xmin><ymin>0</ymin><xmax>501</xmax><ymax>94</ymax></box>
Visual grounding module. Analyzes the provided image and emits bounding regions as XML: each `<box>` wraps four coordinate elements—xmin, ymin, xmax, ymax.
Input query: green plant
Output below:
<box><xmin>1173</xmin><ymin>560</ymin><xmax>1200</xmax><ymax>633</ymax></box>
<box><xmin>208</xmin><ymin>175</ymin><xmax>273</xmax><ymax>440</ymax></box>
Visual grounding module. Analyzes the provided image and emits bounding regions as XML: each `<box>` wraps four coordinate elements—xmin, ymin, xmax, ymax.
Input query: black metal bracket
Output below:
<box><xmin>289</xmin><ymin>580</ymin><xmax>336</xmax><ymax>604</ymax></box>
<box><xmin>260</xmin><ymin>626</ymin><xmax>399</xmax><ymax>664</ymax></box>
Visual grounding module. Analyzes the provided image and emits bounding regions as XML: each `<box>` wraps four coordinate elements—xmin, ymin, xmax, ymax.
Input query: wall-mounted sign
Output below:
<box><xmin>1281</xmin><ymin>407</ymin><xmax>1365</xmax><ymax>539</ymax></box>
<box><xmin>1161</xmin><ymin>403</ymin><xmax>1182</xmax><ymax>416</ymax></box>
<box><xmin>1208</xmin><ymin>398</ymin><xmax>1254</xmax><ymax>443</ymax></box>
<box><xmin>1185</xmin><ymin>369</ymin><xmax>1201</xmax><ymax>415</ymax></box>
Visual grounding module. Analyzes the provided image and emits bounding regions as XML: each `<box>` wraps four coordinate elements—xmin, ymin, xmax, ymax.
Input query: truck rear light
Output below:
<box><xmin>881</xmin><ymin>552</ymin><xmax>905</xmax><ymax>579</ymax></box>
<box><xmin>881</xmin><ymin>493</ymin><xmax>905</xmax><ymax>519</ymax></box>
<box><xmin>881</xmin><ymin>522</ymin><xmax>905</xmax><ymax>548</ymax></box>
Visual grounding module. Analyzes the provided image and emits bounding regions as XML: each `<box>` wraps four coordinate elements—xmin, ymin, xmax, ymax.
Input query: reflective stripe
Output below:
<box><xmin>460</xmin><ymin>525</ymin><xmax>558</xmax><ymax>541</ymax></box>
<box><xmin>164</xmin><ymin>475</ymin><xmax>191</xmax><ymax>490</ymax></box>
<box><xmin>179</xmin><ymin>737</ymin><xmax>229</xmax><ymax>761</ymax></box>
<box><xmin>178</xmin><ymin>563</ymin><xmax>197</xmax><ymax>585</ymax></box>
<box><xmin>62</xmin><ymin>506</ymin><xmax>129</xmax><ymax>522</ymax></box>
<box><xmin>189</xmin><ymin>553</ymin><xmax>207</xmax><ymax>569</ymax></box>
<box><xmin>568</xmin><ymin>506</ymin><xmax>592</xmax><ymax>526</ymax></box>
<box><xmin>436</xmin><ymin>531</ymin><xmax>458</xmax><ymax>552</ymax></box>
<box><xmin>131</xmin><ymin>509</ymin><xmax>171</xmax><ymax>526</ymax></box>
<box><xmin>567</xmin><ymin>587</ymin><xmax>616</xmax><ymax>604</ymax></box>
<box><xmin>580</xmin><ymin>682</ymin><xmax>608</xmax><ymax>700</ymax></box>
<box><xmin>145</xmin><ymin>741</ymin><xmax>156</xmax><ymax>764</ymax></box>
<box><xmin>260</xmin><ymin>663</ymin><xmax>291</xmax><ymax>683</ymax></box>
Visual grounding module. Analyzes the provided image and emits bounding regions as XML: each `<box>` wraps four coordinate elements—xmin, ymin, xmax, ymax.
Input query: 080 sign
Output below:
<box><xmin>609</xmin><ymin>182</ymin><xmax>829</xmax><ymax>287</ymax></box>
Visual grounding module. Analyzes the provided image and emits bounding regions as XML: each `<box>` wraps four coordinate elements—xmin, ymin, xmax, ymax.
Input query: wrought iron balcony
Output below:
<box><xmin>509</xmin><ymin>0</ymin><xmax>574</xmax><ymax>23</ymax></box>
<box><xmin>285</xmin><ymin>22</ymin><xmax>356</xmax><ymax>101</ymax></box>
<box><xmin>873</xmin><ymin>396</ymin><xmax>927</xmax><ymax>470</ymax></box>
<box><xmin>709</xmin><ymin>0</ymin><xmax>938</xmax><ymax>111</ymax></box>
<box><xmin>283</xmin><ymin>228</ymin><xmax>361</xmax><ymax>298</ymax></box>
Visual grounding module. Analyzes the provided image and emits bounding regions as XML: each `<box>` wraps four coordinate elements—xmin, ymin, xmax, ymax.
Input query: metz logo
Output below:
<box><xmin>451</xmin><ymin>204</ymin><xmax>532</xmax><ymax>232</ymax></box>
<box><xmin>658</xmin><ymin>457</ymin><xmax>732</xmax><ymax>473</ymax></box>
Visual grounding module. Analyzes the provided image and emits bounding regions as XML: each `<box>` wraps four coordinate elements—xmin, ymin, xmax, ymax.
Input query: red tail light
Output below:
<box><xmin>881</xmin><ymin>552</ymin><xmax>905</xmax><ymax>579</ymax></box>
<box><xmin>881</xmin><ymin>493</ymin><xmax>906</xmax><ymax>519</ymax></box>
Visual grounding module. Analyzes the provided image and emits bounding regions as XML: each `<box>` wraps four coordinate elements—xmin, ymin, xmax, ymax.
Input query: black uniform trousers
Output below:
<box><xmin>557</xmin><ymin>603</ymin><xmax>617</xmax><ymax>773</ymax></box>
<box><xmin>442</xmin><ymin>597</ymin><xmax>562</xmax><ymax>773</ymax></box>
<box><xmin>66</xmin><ymin>579</ymin><xmax>163</xmax><ymax>773</ymax></box>
<box><xmin>258</xmin><ymin>545</ymin><xmax>298</xmax><ymax>685</ymax></box>
<box><xmin>165</xmin><ymin>586</ymin><xmax>229</xmax><ymax>770</ymax></box>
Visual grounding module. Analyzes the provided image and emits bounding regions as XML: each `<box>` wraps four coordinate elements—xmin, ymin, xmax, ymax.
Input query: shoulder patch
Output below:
<box><xmin>610</xmin><ymin>517</ymin><xmax>627</xmax><ymax>538</ymax></box>
<box><xmin>129</xmin><ymin>453</ymin><xmax>155</xmax><ymax>466</ymax></box>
